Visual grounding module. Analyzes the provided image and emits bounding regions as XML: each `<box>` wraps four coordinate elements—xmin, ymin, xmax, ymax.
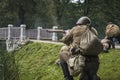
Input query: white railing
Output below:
<box><xmin>0</xmin><ymin>24</ymin><xmax>60</xmax><ymax>52</ymax></box>
<box><xmin>0</xmin><ymin>24</ymin><xmax>58</xmax><ymax>41</ymax></box>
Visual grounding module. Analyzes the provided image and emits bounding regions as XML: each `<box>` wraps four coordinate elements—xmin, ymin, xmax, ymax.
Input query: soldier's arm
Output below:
<box><xmin>61</xmin><ymin>29</ymin><xmax>73</xmax><ymax>45</ymax></box>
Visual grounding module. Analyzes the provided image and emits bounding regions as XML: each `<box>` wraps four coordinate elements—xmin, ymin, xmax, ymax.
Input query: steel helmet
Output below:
<box><xmin>76</xmin><ymin>16</ymin><xmax>91</xmax><ymax>25</ymax></box>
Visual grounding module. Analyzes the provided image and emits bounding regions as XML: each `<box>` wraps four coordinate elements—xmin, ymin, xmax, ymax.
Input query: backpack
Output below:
<box><xmin>67</xmin><ymin>27</ymin><xmax>103</xmax><ymax>76</ymax></box>
<box><xmin>80</xmin><ymin>27</ymin><xmax>103</xmax><ymax>55</ymax></box>
<box><xmin>105</xmin><ymin>24</ymin><xmax>120</xmax><ymax>37</ymax></box>
<box><xmin>67</xmin><ymin>54</ymin><xmax>85</xmax><ymax>76</ymax></box>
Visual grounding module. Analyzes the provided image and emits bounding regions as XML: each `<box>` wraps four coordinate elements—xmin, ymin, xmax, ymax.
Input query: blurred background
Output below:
<box><xmin>0</xmin><ymin>0</ymin><xmax>120</xmax><ymax>38</ymax></box>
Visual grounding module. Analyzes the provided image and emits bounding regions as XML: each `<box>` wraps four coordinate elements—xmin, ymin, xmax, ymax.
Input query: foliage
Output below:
<box><xmin>34</xmin><ymin>0</ymin><xmax>57</xmax><ymax>28</ymax></box>
<box><xmin>0</xmin><ymin>40</ymin><xmax>19</xmax><ymax>80</ymax></box>
<box><xmin>0</xmin><ymin>0</ymin><xmax>120</xmax><ymax>36</ymax></box>
<box><xmin>99</xmin><ymin>49</ymin><xmax>120</xmax><ymax>80</ymax></box>
<box><xmin>15</xmin><ymin>42</ymin><xmax>63</xmax><ymax>80</ymax></box>
<box><xmin>14</xmin><ymin>42</ymin><xmax>120</xmax><ymax>80</ymax></box>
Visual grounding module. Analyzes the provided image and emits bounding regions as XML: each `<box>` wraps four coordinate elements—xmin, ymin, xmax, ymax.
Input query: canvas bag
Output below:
<box><xmin>67</xmin><ymin>54</ymin><xmax>85</xmax><ymax>76</ymax></box>
<box><xmin>80</xmin><ymin>27</ymin><xmax>103</xmax><ymax>55</ymax></box>
<box><xmin>105</xmin><ymin>24</ymin><xmax>120</xmax><ymax>37</ymax></box>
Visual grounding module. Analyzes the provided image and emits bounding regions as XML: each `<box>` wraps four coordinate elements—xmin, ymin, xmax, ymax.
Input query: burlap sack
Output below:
<box><xmin>105</xmin><ymin>24</ymin><xmax>120</xmax><ymax>37</ymax></box>
<box><xmin>80</xmin><ymin>28</ymin><xmax>103</xmax><ymax>55</ymax></box>
<box><xmin>67</xmin><ymin>55</ymin><xmax>85</xmax><ymax>76</ymax></box>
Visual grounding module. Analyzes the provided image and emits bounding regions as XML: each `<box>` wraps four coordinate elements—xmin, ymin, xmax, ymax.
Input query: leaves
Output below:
<box><xmin>0</xmin><ymin>0</ymin><xmax>120</xmax><ymax>37</ymax></box>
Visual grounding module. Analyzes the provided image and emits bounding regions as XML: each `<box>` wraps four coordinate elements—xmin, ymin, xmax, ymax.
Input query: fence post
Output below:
<box><xmin>7</xmin><ymin>24</ymin><xmax>14</xmax><ymax>52</ymax></box>
<box><xmin>7</xmin><ymin>24</ymin><xmax>13</xmax><ymax>40</ymax></box>
<box><xmin>37</xmin><ymin>27</ymin><xmax>42</xmax><ymax>40</ymax></box>
<box><xmin>20</xmin><ymin>24</ymin><xmax>26</xmax><ymax>41</ymax></box>
<box><xmin>52</xmin><ymin>26</ymin><xmax>58</xmax><ymax>42</ymax></box>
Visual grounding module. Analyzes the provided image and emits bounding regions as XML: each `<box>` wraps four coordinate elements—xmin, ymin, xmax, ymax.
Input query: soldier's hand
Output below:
<box><xmin>71</xmin><ymin>47</ymin><xmax>81</xmax><ymax>55</ymax></box>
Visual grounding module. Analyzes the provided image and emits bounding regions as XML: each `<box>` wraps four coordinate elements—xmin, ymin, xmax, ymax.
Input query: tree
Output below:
<box><xmin>34</xmin><ymin>0</ymin><xmax>57</xmax><ymax>28</ymax></box>
<box><xmin>0</xmin><ymin>0</ymin><xmax>120</xmax><ymax>34</ymax></box>
<box><xmin>53</xmin><ymin>0</ymin><xmax>83</xmax><ymax>29</ymax></box>
<box><xmin>0</xmin><ymin>0</ymin><xmax>36</xmax><ymax>28</ymax></box>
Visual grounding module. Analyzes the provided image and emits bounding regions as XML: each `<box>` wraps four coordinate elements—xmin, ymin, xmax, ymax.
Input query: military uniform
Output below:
<box><xmin>59</xmin><ymin>16</ymin><xmax>100</xmax><ymax>80</ymax></box>
<box><xmin>105</xmin><ymin>23</ymin><xmax>120</xmax><ymax>48</ymax></box>
<box><xmin>105</xmin><ymin>23</ymin><xmax>120</xmax><ymax>37</ymax></box>
<box><xmin>59</xmin><ymin>26</ymin><xmax>100</xmax><ymax>80</ymax></box>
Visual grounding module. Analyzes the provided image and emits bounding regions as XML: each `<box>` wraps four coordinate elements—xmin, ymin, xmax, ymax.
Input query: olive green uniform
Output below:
<box><xmin>59</xmin><ymin>25</ymin><xmax>100</xmax><ymax>80</ymax></box>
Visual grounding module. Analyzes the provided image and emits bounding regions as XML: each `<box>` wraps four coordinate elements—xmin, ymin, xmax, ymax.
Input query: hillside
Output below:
<box><xmin>14</xmin><ymin>42</ymin><xmax>120</xmax><ymax>80</ymax></box>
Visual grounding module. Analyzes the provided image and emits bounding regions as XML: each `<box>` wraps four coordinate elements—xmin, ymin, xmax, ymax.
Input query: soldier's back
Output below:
<box><xmin>105</xmin><ymin>24</ymin><xmax>120</xmax><ymax>37</ymax></box>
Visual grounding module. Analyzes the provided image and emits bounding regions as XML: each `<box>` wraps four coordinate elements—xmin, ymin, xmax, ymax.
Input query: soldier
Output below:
<box><xmin>59</xmin><ymin>16</ymin><xmax>101</xmax><ymax>80</ymax></box>
<box><xmin>105</xmin><ymin>22</ymin><xmax>120</xmax><ymax>49</ymax></box>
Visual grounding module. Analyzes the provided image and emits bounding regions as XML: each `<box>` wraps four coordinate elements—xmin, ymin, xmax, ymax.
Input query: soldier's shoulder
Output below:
<box><xmin>91</xmin><ymin>27</ymin><xmax>98</xmax><ymax>35</ymax></box>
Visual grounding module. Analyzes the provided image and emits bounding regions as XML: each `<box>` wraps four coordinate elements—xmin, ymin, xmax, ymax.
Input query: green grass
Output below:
<box><xmin>99</xmin><ymin>49</ymin><xmax>120</xmax><ymax>80</ymax></box>
<box><xmin>15</xmin><ymin>42</ymin><xmax>63</xmax><ymax>80</ymax></box>
<box><xmin>14</xmin><ymin>42</ymin><xmax>120</xmax><ymax>80</ymax></box>
<box><xmin>0</xmin><ymin>40</ymin><xmax>19</xmax><ymax>80</ymax></box>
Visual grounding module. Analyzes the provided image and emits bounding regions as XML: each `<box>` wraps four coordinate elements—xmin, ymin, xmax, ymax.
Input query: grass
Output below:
<box><xmin>0</xmin><ymin>40</ymin><xmax>19</xmax><ymax>80</ymax></box>
<box><xmin>15</xmin><ymin>42</ymin><xmax>63</xmax><ymax>80</ymax></box>
<box><xmin>98</xmin><ymin>49</ymin><xmax>120</xmax><ymax>80</ymax></box>
<box><xmin>14</xmin><ymin>42</ymin><xmax>120</xmax><ymax>80</ymax></box>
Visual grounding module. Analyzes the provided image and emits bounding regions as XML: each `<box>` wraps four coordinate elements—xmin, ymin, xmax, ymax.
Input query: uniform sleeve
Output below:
<box><xmin>61</xmin><ymin>29</ymin><xmax>73</xmax><ymax>45</ymax></box>
<box><xmin>91</xmin><ymin>27</ymin><xmax>98</xmax><ymax>36</ymax></box>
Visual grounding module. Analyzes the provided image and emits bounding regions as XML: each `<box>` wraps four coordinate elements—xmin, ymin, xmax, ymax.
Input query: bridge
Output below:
<box><xmin>0</xmin><ymin>24</ymin><xmax>64</xmax><ymax>52</ymax></box>
<box><xmin>0</xmin><ymin>24</ymin><xmax>57</xmax><ymax>41</ymax></box>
